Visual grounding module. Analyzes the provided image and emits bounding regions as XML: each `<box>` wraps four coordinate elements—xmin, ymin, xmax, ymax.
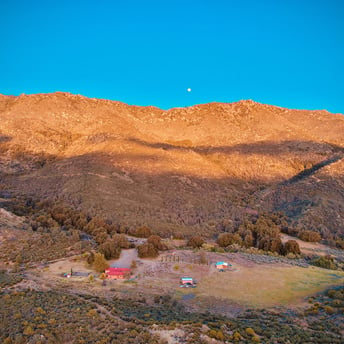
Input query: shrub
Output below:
<box><xmin>93</xmin><ymin>253</ymin><xmax>109</xmax><ymax>272</ymax></box>
<box><xmin>298</xmin><ymin>230</ymin><xmax>321</xmax><ymax>242</ymax></box>
<box><xmin>283</xmin><ymin>240</ymin><xmax>301</xmax><ymax>255</ymax></box>
<box><xmin>232</xmin><ymin>331</ymin><xmax>243</xmax><ymax>341</ymax></box>
<box><xmin>99</xmin><ymin>240</ymin><xmax>121</xmax><ymax>260</ymax></box>
<box><xmin>135</xmin><ymin>226</ymin><xmax>152</xmax><ymax>238</ymax></box>
<box><xmin>187</xmin><ymin>236</ymin><xmax>205</xmax><ymax>248</ymax></box>
<box><xmin>324</xmin><ymin>306</ymin><xmax>335</xmax><ymax>314</ymax></box>
<box><xmin>23</xmin><ymin>325</ymin><xmax>34</xmax><ymax>336</ymax></box>
<box><xmin>217</xmin><ymin>233</ymin><xmax>242</xmax><ymax>247</ymax></box>
<box><xmin>137</xmin><ymin>243</ymin><xmax>159</xmax><ymax>258</ymax></box>
<box><xmin>311</xmin><ymin>255</ymin><xmax>337</xmax><ymax>270</ymax></box>
<box><xmin>112</xmin><ymin>234</ymin><xmax>130</xmax><ymax>249</ymax></box>
<box><xmin>243</xmin><ymin>233</ymin><xmax>254</xmax><ymax>247</ymax></box>
<box><xmin>87</xmin><ymin>251</ymin><xmax>95</xmax><ymax>265</ymax></box>
<box><xmin>147</xmin><ymin>235</ymin><xmax>167</xmax><ymax>251</ymax></box>
<box><xmin>245</xmin><ymin>327</ymin><xmax>256</xmax><ymax>336</ymax></box>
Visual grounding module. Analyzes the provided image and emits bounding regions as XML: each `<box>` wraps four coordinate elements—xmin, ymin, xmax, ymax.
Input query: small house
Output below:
<box><xmin>180</xmin><ymin>276</ymin><xmax>196</xmax><ymax>287</ymax></box>
<box><xmin>215</xmin><ymin>261</ymin><xmax>231</xmax><ymax>271</ymax></box>
<box><xmin>105</xmin><ymin>267</ymin><xmax>131</xmax><ymax>280</ymax></box>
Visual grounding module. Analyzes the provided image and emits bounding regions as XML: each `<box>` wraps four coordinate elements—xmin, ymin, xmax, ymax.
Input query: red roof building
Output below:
<box><xmin>105</xmin><ymin>268</ymin><xmax>131</xmax><ymax>280</ymax></box>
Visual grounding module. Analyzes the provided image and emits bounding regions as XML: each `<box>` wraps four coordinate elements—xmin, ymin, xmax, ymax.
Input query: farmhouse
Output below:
<box><xmin>105</xmin><ymin>267</ymin><xmax>131</xmax><ymax>280</ymax></box>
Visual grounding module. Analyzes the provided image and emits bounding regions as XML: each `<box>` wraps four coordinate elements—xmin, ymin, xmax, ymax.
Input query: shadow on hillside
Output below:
<box><xmin>1</xmin><ymin>144</ymin><xmax>343</xmax><ymax>238</ymax></box>
<box><xmin>0</xmin><ymin>134</ymin><xmax>12</xmax><ymax>143</ymax></box>
<box><xmin>282</xmin><ymin>155</ymin><xmax>343</xmax><ymax>185</ymax></box>
<box><xmin>126</xmin><ymin>137</ymin><xmax>344</xmax><ymax>156</ymax></box>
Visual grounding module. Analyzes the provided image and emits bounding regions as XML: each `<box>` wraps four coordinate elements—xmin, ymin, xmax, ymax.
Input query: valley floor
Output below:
<box><xmin>1</xmin><ymin>247</ymin><xmax>344</xmax><ymax>343</ymax></box>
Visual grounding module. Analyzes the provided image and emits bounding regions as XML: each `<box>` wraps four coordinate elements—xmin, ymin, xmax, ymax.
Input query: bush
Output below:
<box><xmin>217</xmin><ymin>233</ymin><xmax>242</xmax><ymax>247</ymax></box>
<box><xmin>245</xmin><ymin>327</ymin><xmax>256</xmax><ymax>336</ymax></box>
<box><xmin>311</xmin><ymin>255</ymin><xmax>337</xmax><ymax>270</ymax></box>
<box><xmin>283</xmin><ymin>240</ymin><xmax>301</xmax><ymax>255</ymax></box>
<box><xmin>99</xmin><ymin>240</ymin><xmax>121</xmax><ymax>260</ymax></box>
<box><xmin>87</xmin><ymin>251</ymin><xmax>95</xmax><ymax>265</ymax></box>
<box><xmin>324</xmin><ymin>306</ymin><xmax>335</xmax><ymax>314</ymax></box>
<box><xmin>93</xmin><ymin>253</ymin><xmax>109</xmax><ymax>272</ymax></box>
<box><xmin>187</xmin><ymin>236</ymin><xmax>205</xmax><ymax>248</ymax></box>
<box><xmin>137</xmin><ymin>243</ymin><xmax>159</xmax><ymax>258</ymax></box>
<box><xmin>147</xmin><ymin>235</ymin><xmax>167</xmax><ymax>251</ymax></box>
<box><xmin>135</xmin><ymin>226</ymin><xmax>152</xmax><ymax>238</ymax></box>
<box><xmin>299</xmin><ymin>230</ymin><xmax>321</xmax><ymax>242</ymax></box>
<box><xmin>112</xmin><ymin>234</ymin><xmax>130</xmax><ymax>249</ymax></box>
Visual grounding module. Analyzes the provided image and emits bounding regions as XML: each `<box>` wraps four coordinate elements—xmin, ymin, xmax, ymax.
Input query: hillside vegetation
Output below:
<box><xmin>0</xmin><ymin>92</ymin><xmax>343</xmax><ymax>240</ymax></box>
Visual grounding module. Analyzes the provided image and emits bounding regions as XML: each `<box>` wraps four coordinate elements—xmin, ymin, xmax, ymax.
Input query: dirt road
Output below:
<box><xmin>110</xmin><ymin>248</ymin><xmax>137</xmax><ymax>268</ymax></box>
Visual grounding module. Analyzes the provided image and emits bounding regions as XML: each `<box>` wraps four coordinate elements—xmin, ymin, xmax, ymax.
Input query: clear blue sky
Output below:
<box><xmin>1</xmin><ymin>0</ymin><xmax>343</xmax><ymax>113</ymax></box>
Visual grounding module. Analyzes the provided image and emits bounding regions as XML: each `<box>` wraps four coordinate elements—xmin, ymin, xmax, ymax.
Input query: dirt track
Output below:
<box><xmin>110</xmin><ymin>248</ymin><xmax>137</xmax><ymax>268</ymax></box>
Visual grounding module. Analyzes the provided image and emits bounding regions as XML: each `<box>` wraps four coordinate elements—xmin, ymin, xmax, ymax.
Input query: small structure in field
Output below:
<box><xmin>180</xmin><ymin>276</ymin><xmax>196</xmax><ymax>288</ymax></box>
<box><xmin>62</xmin><ymin>270</ymin><xmax>90</xmax><ymax>278</ymax></box>
<box><xmin>105</xmin><ymin>267</ymin><xmax>131</xmax><ymax>280</ymax></box>
<box><xmin>215</xmin><ymin>261</ymin><xmax>231</xmax><ymax>271</ymax></box>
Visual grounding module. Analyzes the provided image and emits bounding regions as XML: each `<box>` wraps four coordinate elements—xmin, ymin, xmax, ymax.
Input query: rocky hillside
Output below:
<box><xmin>0</xmin><ymin>92</ymin><xmax>343</xmax><ymax>238</ymax></box>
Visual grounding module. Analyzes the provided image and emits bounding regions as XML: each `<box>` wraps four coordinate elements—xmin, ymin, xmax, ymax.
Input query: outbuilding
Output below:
<box><xmin>180</xmin><ymin>276</ymin><xmax>196</xmax><ymax>287</ymax></box>
<box><xmin>105</xmin><ymin>267</ymin><xmax>131</xmax><ymax>280</ymax></box>
<box><xmin>215</xmin><ymin>261</ymin><xmax>231</xmax><ymax>271</ymax></box>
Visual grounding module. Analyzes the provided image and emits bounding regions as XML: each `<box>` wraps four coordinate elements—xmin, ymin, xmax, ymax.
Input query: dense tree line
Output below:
<box><xmin>215</xmin><ymin>213</ymin><xmax>301</xmax><ymax>255</ymax></box>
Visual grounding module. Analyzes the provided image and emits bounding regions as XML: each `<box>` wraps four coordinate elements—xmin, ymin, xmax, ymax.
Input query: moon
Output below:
<box><xmin>187</xmin><ymin>88</ymin><xmax>192</xmax><ymax>92</ymax></box>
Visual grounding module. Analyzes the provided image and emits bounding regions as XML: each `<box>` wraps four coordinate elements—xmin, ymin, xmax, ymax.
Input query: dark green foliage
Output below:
<box><xmin>1</xmin><ymin>286</ymin><xmax>344</xmax><ymax>344</ymax></box>
<box><xmin>0</xmin><ymin>290</ymin><xmax>163</xmax><ymax>344</ymax></box>
<box><xmin>311</xmin><ymin>255</ymin><xmax>338</xmax><ymax>270</ymax></box>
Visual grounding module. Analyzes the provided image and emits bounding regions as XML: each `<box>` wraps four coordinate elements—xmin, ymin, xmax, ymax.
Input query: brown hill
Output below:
<box><xmin>0</xmin><ymin>92</ymin><xmax>343</xmax><ymax>238</ymax></box>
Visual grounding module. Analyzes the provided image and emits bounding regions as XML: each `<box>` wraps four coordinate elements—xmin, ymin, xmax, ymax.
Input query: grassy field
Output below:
<box><xmin>195</xmin><ymin>263</ymin><xmax>344</xmax><ymax>308</ymax></box>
